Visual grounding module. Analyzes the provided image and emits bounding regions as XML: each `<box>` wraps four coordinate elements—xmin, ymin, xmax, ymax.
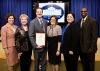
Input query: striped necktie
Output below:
<box><xmin>40</xmin><ymin>20</ymin><xmax>43</xmax><ymax>28</ymax></box>
<box><xmin>40</xmin><ymin>20</ymin><xmax>45</xmax><ymax>32</ymax></box>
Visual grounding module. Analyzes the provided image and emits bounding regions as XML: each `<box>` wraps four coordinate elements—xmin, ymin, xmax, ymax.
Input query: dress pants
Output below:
<box><xmin>20</xmin><ymin>49</ymin><xmax>32</xmax><ymax>71</ymax></box>
<box><xmin>80</xmin><ymin>52</ymin><xmax>95</xmax><ymax>71</ymax></box>
<box><xmin>63</xmin><ymin>54</ymin><xmax>79</xmax><ymax>71</ymax></box>
<box><xmin>34</xmin><ymin>49</ymin><xmax>47</xmax><ymax>71</ymax></box>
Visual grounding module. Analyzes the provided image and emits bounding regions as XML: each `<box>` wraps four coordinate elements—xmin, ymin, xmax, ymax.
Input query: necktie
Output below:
<box><xmin>81</xmin><ymin>20</ymin><xmax>84</xmax><ymax>28</ymax></box>
<box><xmin>81</xmin><ymin>20</ymin><xmax>84</xmax><ymax>46</ymax></box>
<box><xmin>40</xmin><ymin>20</ymin><xmax>45</xmax><ymax>31</ymax></box>
<box><xmin>40</xmin><ymin>20</ymin><xmax>43</xmax><ymax>28</ymax></box>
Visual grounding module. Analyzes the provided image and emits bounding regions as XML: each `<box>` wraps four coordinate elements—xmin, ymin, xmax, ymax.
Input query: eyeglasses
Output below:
<box><xmin>51</xmin><ymin>19</ymin><xmax>56</xmax><ymax>21</ymax></box>
<box><xmin>81</xmin><ymin>11</ymin><xmax>87</xmax><ymax>12</ymax></box>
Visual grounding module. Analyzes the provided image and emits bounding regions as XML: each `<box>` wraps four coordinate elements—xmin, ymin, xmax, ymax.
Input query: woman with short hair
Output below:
<box><xmin>15</xmin><ymin>14</ymin><xmax>32</xmax><ymax>71</ymax></box>
<box><xmin>1</xmin><ymin>13</ymin><xmax>19</xmax><ymax>71</ymax></box>
<box><xmin>47</xmin><ymin>15</ymin><xmax>62</xmax><ymax>71</ymax></box>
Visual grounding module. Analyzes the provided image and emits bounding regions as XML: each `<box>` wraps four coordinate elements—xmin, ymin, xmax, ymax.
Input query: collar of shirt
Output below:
<box><xmin>37</xmin><ymin>17</ymin><xmax>43</xmax><ymax>24</ymax></box>
<box><xmin>81</xmin><ymin>15</ymin><xmax>88</xmax><ymax>21</ymax></box>
<box><xmin>81</xmin><ymin>15</ymin><xmax>88</xmax><ymax>27</ymax></box>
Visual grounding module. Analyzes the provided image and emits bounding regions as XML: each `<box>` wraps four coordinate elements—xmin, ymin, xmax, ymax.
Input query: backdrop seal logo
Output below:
<box><xmin>42</xmin><ymin>4</ymin><xmax>64</xmax><ymax>21</ymax></box>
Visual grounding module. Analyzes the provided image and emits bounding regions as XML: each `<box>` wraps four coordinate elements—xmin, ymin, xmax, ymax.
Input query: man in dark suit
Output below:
<box><xmin>29</xmin><ymin>7</ymin><xmax>48</xmax><ymax>71</ymax></box>
<box><xmin>77</xmin><ymin>7</ymin><xmax>98</xmax><ymax>71</ymax></box>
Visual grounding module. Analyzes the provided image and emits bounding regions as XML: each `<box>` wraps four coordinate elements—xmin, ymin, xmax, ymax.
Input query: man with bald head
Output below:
<box><xmin>77</xmin><ymin>7</ymin><xmax>98</xmax><ymax>71</ymax></box>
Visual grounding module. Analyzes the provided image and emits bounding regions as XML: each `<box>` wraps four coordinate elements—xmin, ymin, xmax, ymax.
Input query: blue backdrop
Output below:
<box><xmin>0</xmin><ymin>0</ymin><xmax>100</xmax><ymax>36</ymax></box>
<box><xmin>0</xmin><ymin>0</ymin><xmax>32</xmax><ymax>26</ymax></box>
<box><xmin>71</xmin><ymin>0</ymin><xmax>100</xmax><ymax>36</ymax></box>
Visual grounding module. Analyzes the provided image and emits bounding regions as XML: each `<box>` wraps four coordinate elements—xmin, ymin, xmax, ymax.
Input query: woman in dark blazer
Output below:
<box><xmin>15</xmin><ymin>14</ymin><xmax>32</xmax><ymax>71</ymax></box>
<box><xmin>61</xmin><ymin>12</ymin><xmax>80</xmax><ymax>71</ymax></box>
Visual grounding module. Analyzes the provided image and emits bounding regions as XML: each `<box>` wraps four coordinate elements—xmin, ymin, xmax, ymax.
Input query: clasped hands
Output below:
<box><xmin>69</xmin><ymin>51</ymin><xmax>73</xmax><ymax>55</ymax></box>
<box><xmin>88</xmin><ymin>49</ymin><xmax>93</xmax><ymax>53</ymax></box>
<box><xmin>37</xmin><ymin>45</ymin><xmax>44</xmax><ymax>48</ymax></box>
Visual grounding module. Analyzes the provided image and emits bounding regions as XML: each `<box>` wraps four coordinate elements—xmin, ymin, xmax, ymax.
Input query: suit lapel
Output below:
<box><xmin>6</xmin><ymin>23</ymin><xmax>17</xmax><ymax>32</ymax></box>
<box><xmin>42</xmin><ymin>19</ymin><xmax>46</xmax><ymax>31</ymax></box>
<box><xmin>80</xmin><ymin>17</ymin><xmax>89</xmax><ymax>28</ymax></box>
<box><xmin>79</xmin><ymin>19</ymin><xmax>82</xmax><ymax>28</ymax></box>
<box><xmin>82</xmin><ymin>17</ymin><xmax>89</xmax><ymax>28</ymax></box>
<box><xmin>36</xmin><ymin>18</ymin><xmax>42</xmax><ymax>28</ymax></box>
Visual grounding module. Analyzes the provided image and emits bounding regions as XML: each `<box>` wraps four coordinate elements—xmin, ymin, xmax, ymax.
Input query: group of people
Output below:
<box><xmin>61</xmin><ymin>7</ymin><xmax>98</xmax><ymax>71</ymax></box>
<box><xmin>1</xmin><ymin>7</ymin><xmax>98</xmax><ymax>71</ymax></box>
<box><xmin>1</xmin><ymin>13</ymin><xmax>32</xmax><ymax>71</ymax></box>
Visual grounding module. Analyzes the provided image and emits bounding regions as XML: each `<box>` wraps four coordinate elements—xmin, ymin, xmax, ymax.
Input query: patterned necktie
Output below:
<box><xmin>40</xmin><ymin>20</ymin><xmax>43</xmax><ymax>28</ymax></box>
<box><xmin>40</xmin><ymin>20</ymin><xmax>45</xmax><ymax>31</ymax></box>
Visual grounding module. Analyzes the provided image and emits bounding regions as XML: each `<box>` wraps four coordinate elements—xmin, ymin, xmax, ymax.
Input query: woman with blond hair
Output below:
<box><xmin>15</xmin><ymin>14</ymin><xmax>32</xmax><ymax>71</ymax></box>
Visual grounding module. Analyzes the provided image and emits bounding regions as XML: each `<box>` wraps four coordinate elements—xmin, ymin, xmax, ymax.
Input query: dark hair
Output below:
<box><xmin>5</xmin><ymin>13</ymin><xmax>16</xmax><ymax>22</ymax></box>
<box><xmin>49</xmin><ymin>15</ymin><xmax>58</xmax><ymax>24</ymax></box>
<box><xmin>81</xmin><ymin>7</ymin><xmax>88</xmax><ymax>11</ymax></box>
<box><xmin>35</xmin><ymin>7</ymin><xmax>43</xmax><ymax>12</ymax></box>
<box><xmin>67</xmin><ymin>11</ymin><xmax>75</xmax><ymax>19</ymax></box>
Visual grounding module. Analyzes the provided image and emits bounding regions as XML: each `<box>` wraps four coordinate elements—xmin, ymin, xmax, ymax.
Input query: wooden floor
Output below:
<box><xmin>0</xmin><ymin>59</ymin><xmax>100</xmax><ymax>71</ymax></box>
<box><xmin>0</xmin><ymin>37</ymin><xmax>100</xmax><ymax>71</ymax></box>
<box><xmin>0</xmin><ymin>37</ymin><xmax>100</xmax><ymax>61</ymax></box>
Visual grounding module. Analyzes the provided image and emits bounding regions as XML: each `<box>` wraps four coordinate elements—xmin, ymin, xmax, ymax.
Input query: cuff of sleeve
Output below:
<box><xmin>3</xmin><ymin>47</ymin><xmax>7</xmax><ymax>49</ymax></box>
<box><xmin>58</xmin><ymin>35</ymin><xmax>62</xmax><ymax>42</ymax></box>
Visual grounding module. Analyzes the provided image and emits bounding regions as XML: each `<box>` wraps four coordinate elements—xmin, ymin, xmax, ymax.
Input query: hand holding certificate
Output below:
<box><xmin>35</xmin><ymin>33</ymin><xmax>46</xmax><ymax>46</ymax></box>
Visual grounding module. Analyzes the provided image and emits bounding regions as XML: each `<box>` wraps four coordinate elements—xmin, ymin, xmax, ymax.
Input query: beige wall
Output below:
<box><xmin>96</xmin><ymin>38</ymin><xmax>100</xmax><ymax>61</ymax></box>
<box><xmin>0</xmin><ymin>37</ymin><xmax>100</xmax><ymax>61</ymax></box>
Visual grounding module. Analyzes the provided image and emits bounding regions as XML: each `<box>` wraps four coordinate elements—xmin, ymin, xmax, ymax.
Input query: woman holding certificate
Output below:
<box><xmin>47</xmin><ymin>15</ymin><xmax>62</xmax><ymax>71</ymax></box>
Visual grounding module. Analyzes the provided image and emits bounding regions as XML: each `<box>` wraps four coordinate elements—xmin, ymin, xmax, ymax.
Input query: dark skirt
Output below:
<box><xmin>47</xmin><ymin>36</ymin><xmax>61</xmax><ymax>64</ymax></box>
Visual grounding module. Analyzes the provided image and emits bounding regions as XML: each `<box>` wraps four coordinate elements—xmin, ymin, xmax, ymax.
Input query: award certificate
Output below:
<box><xmin>35</xmin><ymin>33</ymin><xmax>46</xmax><ymax>46</ymax></box>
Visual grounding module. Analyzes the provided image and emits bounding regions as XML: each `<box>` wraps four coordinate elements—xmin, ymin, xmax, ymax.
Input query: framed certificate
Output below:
<box><xmin>35</xmin><ymin>32</ymin><xmax>46</xmax><ymax>46</ymax></box>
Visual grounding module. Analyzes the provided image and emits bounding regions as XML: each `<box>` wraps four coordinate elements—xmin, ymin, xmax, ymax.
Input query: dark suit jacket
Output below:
<box><xmin>77</xmin><ymin>16</ymin><xmax>98</xmax><ymax>53</ymax></box>
<box><xmin>15</xmin><ymin>26</ymin><xmax>32</xmax><ymax>52</ymax></box>
<box><xmin>29</xmin><ymin>17</ymin><xmax>48</xmax><ymax>52</ymax></box>
<box><xmin>61</xmin><ymin>21</ymin><xmax>80</xmax><ymax>54</ymax></box>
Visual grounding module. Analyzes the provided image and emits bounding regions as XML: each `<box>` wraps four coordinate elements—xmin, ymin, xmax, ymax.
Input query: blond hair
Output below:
<box><xmin>19</xmin><ymin>14</ymin><xmax>28</xmax><ymax>21</ymax></box>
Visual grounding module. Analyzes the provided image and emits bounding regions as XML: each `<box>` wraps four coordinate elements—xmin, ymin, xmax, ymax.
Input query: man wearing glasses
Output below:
<box><xmin>77</xmin><ymin>7</ymin><xmax>98</xmax><ymax>71</ymax></box>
